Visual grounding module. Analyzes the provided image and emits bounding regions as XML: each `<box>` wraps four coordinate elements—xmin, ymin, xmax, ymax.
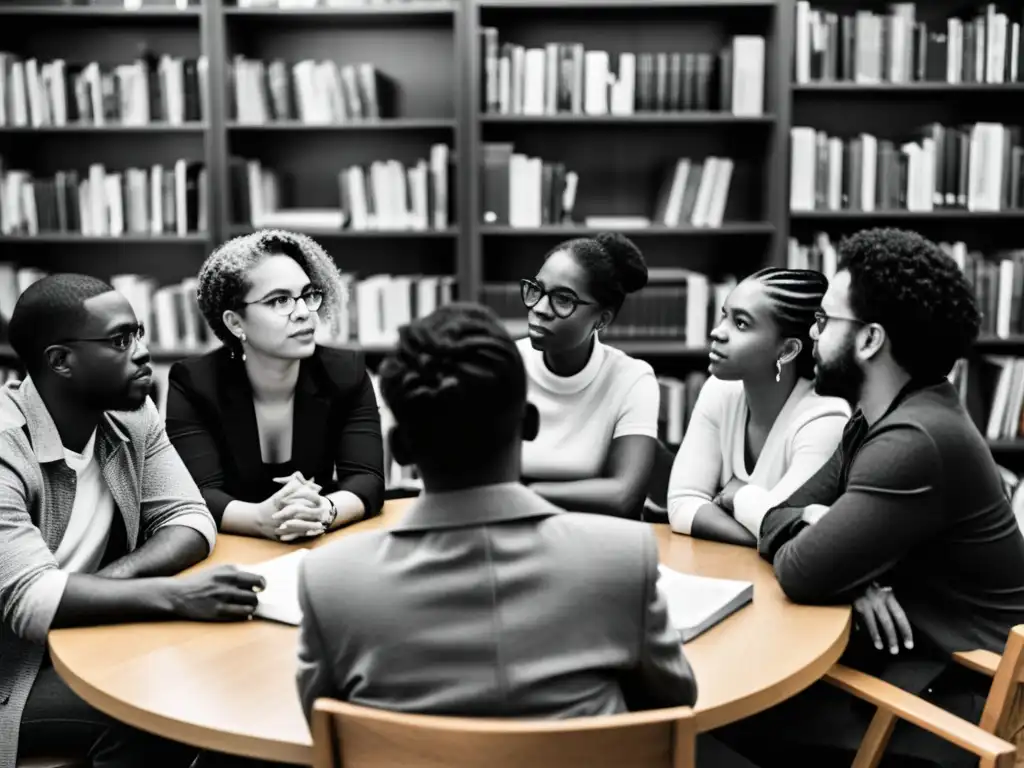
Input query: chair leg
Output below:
<box><xmin>851</xmin><ymin>709</ymin><xmax>897</xmax><ymax>768</ymax></box>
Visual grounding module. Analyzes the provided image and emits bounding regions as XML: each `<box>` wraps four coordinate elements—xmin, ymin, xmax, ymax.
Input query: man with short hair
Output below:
<box><xmin>1</xmin><ymin>274</ymin><xmax>265</xmax><ymax>768</ymax></box>
<box><xmin>720</xmin><ymin>229</ymin><xmax>1024</xmax><ymax>768</ymax></box>
<box><xmin>295</xmin><ymin>303</ymin><xmax>698</xmax><ymax>720</ymax></box>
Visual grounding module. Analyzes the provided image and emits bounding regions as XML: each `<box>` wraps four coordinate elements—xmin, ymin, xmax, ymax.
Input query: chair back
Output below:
<box><xmin>310</xmin><ymin>699</ymin><xmax>696</xmax><ymax>768</ymax></box>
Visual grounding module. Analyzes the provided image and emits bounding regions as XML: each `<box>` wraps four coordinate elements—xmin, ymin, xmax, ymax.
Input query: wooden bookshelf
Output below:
<box><xmin>786</xmin><ymin>0</ymin><xmax>1024</xmax><ymax>462</ymax></box>
<box><xmin>0</xmin><ymin>0</ymin><xmax>779</xmax><ymax>378</ymax></box>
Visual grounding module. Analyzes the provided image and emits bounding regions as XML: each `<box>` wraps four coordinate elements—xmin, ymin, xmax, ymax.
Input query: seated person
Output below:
<box><xmin>718</xmin><ymin>229</ymin><xmax>1024</xmax><ymax>768</ymax></box>
<box><xmin>1</xmin><ymin>274</ymin><xmax>263</xmax><ymax>768</ymax></box>
<box><xmin>667</xmin><ymin>268</ymin><xmax>850</xmax><ymax>546</ymax></box>
<box><xmin>166</xmin><ymin>229</ymin><xmax>385</xmax><ymax>543</ymax></box>
<box><xmin>295</xmin><ymin>302</ymin><xmax>696</xmax><ymax>719</ymax></box>
<box><xmin>518</xmin><ymin>232</ymin><xmax>658</xmax><ymax>518</ymax></box>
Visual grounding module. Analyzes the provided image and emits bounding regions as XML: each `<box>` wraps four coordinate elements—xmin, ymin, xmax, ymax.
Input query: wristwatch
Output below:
<box><xmin>324</xmin><ymin>497</ymin><xmax>338</xmax><ymax>530</ymax></box>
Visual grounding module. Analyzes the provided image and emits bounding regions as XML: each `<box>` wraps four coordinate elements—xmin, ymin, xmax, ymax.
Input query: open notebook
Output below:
<box><xmin>657</xmin><ymin>565</ymin><xmax>753</xmax><ymax>643</ymax></box>
<box><xmin>239</xmin><ymin>549</ymin><xmax>309</xmax><ymax>626</ymax></box>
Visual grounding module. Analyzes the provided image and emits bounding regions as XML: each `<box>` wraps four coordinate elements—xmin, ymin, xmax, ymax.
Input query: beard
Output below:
<box><xmin>814</xmin><ymin>331</ymin><xmax>864</xmax><ymax>404</ymax></box>
<box><xmin>80</xmin><ymin>381</ymin><xmax>151</xmax><ymax>413</ymax></box>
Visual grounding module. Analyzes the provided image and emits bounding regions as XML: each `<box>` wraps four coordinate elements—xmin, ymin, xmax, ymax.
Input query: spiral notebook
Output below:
<box><xmin>657</xmin><ymin>565</ymin><xmax>753</xmax><ymax>643</ymax></box>
<box><xmin>239</xmin><ymin>549</ymin><xmax>309</xmax><ymax>626</ymax></box>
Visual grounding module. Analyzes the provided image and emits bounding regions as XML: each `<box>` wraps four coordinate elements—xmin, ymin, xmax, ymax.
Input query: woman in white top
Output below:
<box><xmin>518</xmin><ymin>232</ymin><xmax>658</xmax><ymax>519</ymax></box>
<box><xmin>667</xmin><ymin>267</ymin><xmax>850</xmax><ymax>545</ymax></box>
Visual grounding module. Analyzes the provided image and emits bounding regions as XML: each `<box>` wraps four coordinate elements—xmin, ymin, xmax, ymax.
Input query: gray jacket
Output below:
<box><xmin>0</xmin><ymin>378</ymin><xmax>216</xmax><ymax>768</ymax></box>
<box><xmin>296</xmin><ymin>482</ymin><xmax>696</xmax><ymax>720</ymax></box>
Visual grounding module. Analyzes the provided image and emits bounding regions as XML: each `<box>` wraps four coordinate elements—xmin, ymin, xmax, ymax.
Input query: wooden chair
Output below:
<box><xmin>310</xmin><ymin>699</ymin><xmax>697</xmax><ymax>768</ymax></box>
<box><xmin>824</xmin><ymin>625</ymin><xmax>1024</xmax><ymax>768</ymax></box>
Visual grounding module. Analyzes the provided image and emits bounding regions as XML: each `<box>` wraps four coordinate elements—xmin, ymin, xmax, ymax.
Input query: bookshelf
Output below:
<box><xmin>787</xmin><ymin>0</ymin><xmax>1024</xmax><ymax>463</ymax></box>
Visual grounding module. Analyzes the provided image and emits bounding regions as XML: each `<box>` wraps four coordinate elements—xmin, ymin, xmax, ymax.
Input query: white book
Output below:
<box><xmin>239</xmin><ymin>549</ymin><xmax>309</xmax><ymax>627</ymax></box>
<box><xmin>657</xmin><ymin>565</ymin><xmax>753</xmax><ymax>643</ymax></box>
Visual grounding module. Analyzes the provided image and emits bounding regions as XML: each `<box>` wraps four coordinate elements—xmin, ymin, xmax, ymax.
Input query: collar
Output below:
<box><xmin>523</xmin><ymin>336</ymin><xmax>607</xmax><ymax>396</ymax></box>
<box><xmin>15</xmin><ymin>377</ymin><xmax>129</xmax><ymax>463</ymax></box>
<box><xmin>391</xmin><ymin>482</ymin><xmax>564</xmax><ymax>533</ymax></box>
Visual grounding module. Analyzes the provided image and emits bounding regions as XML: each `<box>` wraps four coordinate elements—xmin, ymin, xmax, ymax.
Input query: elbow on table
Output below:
<box><xmin>774</xmin><ymin>560</ymin><xmax>836</xmax><ymax>605</ymax></box>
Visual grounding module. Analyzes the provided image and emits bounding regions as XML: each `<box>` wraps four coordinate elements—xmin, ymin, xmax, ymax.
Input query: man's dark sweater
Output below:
<box><xmin>760</xmin><ymin>378</ymin><xmax>1024</xmax><ymax>666</ymax></box>
<box><xmin>717</xmin><ymin>380</ymin><xmax>1024</xmax><ymax>767</ymax></box>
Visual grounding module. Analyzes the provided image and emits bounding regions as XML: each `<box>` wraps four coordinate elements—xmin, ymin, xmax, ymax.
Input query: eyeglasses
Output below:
<box><xmin>244</xmin><ymin>289</ymin><xmax>324</xmax><ymax>317</ymax></box>
<box><xmin>813</xmin><ymin>309</ymin><xmax>867</xmax><ymax>334</ymax></box>
<box><xmin>62</xmin><ymin>323</ymin><xmax>146</xmax><ymax>352</ymax></box>
<box><xmin>520</xmin><ymin>278</ymin><xmax>595</xmax><ymax>320</ymax></box>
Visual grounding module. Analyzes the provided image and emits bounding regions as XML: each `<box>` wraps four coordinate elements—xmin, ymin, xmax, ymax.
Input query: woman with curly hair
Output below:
<box><xmin>165</xmin><ymin>229</ymin><xmax>385</xmax><ymax>542</ymax></box>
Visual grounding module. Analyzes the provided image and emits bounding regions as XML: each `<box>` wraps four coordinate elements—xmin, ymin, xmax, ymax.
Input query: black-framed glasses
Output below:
<box><xmin>813</xmin><ymin>309</ymin><xmax>867</xmax><ymax>334</ymax></box>
<box><xmin>244</xmin><ymin>288</ymin><xmax>324</xmax><ymax>317</ymax></box>
<box><xmin>62</xmin><ymin>323</ymin><xmax>146</xmax><ymax>352</ymax></box>
<box><xmin>520</xmin><ymin>278</ymin><xmax>595</xmax><ymax>320</ymax></box>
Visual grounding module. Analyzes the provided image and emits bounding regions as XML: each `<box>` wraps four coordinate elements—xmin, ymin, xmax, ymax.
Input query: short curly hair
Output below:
<box><xmin>197</xmin><ymin>229</ymin><xmax>346</xmax><ymax>348</ymax></box>
<box><xmin>838</xmin><ymin>228</ymin><xmax>981</xmax><ymax>380</ymax></box>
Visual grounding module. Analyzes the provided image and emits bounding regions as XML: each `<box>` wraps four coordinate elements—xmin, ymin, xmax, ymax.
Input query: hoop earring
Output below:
<box><xmin>775</xmin><ymin>359</ymin><xmax>782</xmax><ymax>383</ymax></box>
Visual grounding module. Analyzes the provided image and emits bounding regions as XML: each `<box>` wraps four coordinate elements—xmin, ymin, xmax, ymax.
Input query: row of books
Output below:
<box><xmin>658</xmin><ymin>372</ymin><xmax>709</xmax><ymax>446</ymax></box>
<box><xmin>0</xmin><ymin>158</ymin><xmax>208</xmax><ymax>237</ymax></box>
<box><xmin>789</xmin><ymin>233</ymin><xmax>1024</xmax><ymax>342</ymax></box>
<box><xmin>0</xmin><ymin>53</ymin><xmax>207</xmax><ymax>128</ymax></box>
<box><xmin>479</xmin><ymin>143</ymin><xmax>577</xmax><ymax>228</ymax></box>
<box><xmin>229</xmin><ymin>58</ymin><xmax>393</xmax><ymax>125</ymax></box>
<box><xmin>0</xmin><ymin>265</ymin><xmax>460</xmax><ymax>355</ymax></box>
<box><xmin>235</xmin><ymin>0</ymin><xmax>433</xmax><ymax>7</ymax></box>
<box><xmin>482</xmin><ymin>270</ymin><xmax>735</xmax><ymax>350</ymax></box>
<box><xmin>790</xmin><ymin>123</ymin><xmax>1023</xmax><ymax>213</ymax></box>
<box><xmin>651</xmin><ymin>157</ymin><xmax>733</xmax><ymax>229</ymax></box>
<box><xmin>955</xmin><ymin>356</ymin><xmax>1024</xmax><ymax>442</ymax></box>
<box><xmin>228</xmin><ymin>145</ymin><xmax>451</xmax><ymax>232</ymax></box>
<box><xmin>479</xmin><ymin>33</ymin><xmax>766</xmax><ymax>117</ymax></box>
<box><xmin>795</xmin><ymin>2</ymin><xmax>1024</xmax><ymax>84</ymax></box>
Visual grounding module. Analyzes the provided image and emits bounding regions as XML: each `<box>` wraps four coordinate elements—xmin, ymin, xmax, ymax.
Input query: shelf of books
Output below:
<box><xmin>788</xmin><ymin>0</ymin><xmax>1024</xmax><ymax>463</ymax></box>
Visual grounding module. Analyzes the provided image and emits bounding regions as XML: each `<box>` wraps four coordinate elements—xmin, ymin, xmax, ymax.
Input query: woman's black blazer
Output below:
<box><xmin>165</xmin><ymin>345</ymin><xmax>385</xmax><ymax>527</ymax></box>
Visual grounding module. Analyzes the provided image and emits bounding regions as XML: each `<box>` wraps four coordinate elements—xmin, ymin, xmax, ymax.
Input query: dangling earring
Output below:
<box><xmin>775</xmin><ymin>359</ymin><xmax>782</xmax><ymax>383</ymax></box>
<box><xmin>239</xmin><ymin>332</ymin><xmax>247</xmax><ymax>362</ymax></box>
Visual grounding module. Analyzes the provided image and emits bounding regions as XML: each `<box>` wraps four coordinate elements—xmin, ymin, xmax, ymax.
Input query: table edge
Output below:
<box><xmin>49</xmin><ymin>638</ymin><xmax>314</xmax><ymax>765</ymax></box>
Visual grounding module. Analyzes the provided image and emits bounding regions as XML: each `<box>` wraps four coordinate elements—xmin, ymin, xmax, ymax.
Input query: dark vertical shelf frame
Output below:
<box><xmin>456</xmin><ymin>0</ymin><xmax>479</xmax><ymax>301</ymax></box>
<box><xmin>204</xmin><ymin>0</ymin><xmax>228</xmax><ymax>244</ymax></box>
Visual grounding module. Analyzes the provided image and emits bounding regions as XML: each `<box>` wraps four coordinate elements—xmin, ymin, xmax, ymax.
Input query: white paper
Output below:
<box><xmin>239</xmin><ymin>549</ymin><xmax>309</xmax><ymax>626</ymax></box>
<box><xmin>657</xmin><ymin>565</ymin><xmax>753</xmax><ymax>642</ymax></box>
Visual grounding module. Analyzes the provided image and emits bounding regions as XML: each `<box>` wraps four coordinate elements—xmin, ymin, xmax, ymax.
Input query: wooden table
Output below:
<box><xmin>49</xmin><ymin>499</ymin><xmax>851</xmax><ymax>765</ymax></box>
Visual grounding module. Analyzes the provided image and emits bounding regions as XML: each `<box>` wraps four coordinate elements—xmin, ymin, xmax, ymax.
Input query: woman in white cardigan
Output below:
<box><xmin>667</xmin><ymin>267</ymin><xmax>850</xmax><ymax>546</ymax></box>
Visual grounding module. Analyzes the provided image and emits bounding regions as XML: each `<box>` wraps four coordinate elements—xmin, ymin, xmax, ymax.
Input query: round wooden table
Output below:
<box><xmin>48</xmin><ymin>499</ymin><xmax>850</xmax><ymax>765</ymax></box>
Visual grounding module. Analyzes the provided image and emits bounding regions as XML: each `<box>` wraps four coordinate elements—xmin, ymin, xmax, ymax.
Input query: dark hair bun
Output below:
<box><xmin>595</xmin><ymin>232</ymin><xmax>648</xmax><ymax>294</ymax></box>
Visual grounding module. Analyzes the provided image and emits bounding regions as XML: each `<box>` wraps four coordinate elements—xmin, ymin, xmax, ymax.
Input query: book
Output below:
<box><xmin>657</xmin><ymin>565</ymin><xmax>753</xmax><ymax>643</ymax></box>
<box><xmin>239</xmin><ymin>549</ymin><xmax>309</xmax><ymax>626</ymax></box>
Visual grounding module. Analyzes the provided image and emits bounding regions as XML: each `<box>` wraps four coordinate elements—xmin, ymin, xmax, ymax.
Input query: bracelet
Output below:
<box><xmin>324</xmin><ymin>497</ymin><xmax>338</xmax><ymax>530</ymax></box>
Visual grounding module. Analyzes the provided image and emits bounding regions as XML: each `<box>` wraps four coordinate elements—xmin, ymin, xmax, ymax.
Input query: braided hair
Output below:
<box><xmin>379</xmin><ymin>303</ymin><xmax>527</xmax><ymax>471</ymax></box>
<box><xmin>547</xmin><ymin>231</ymin><xmax>648</xmax><ymax>316</ymax></box>
<box><xmin>750</xmin><ymin>267</ymin><xmax>829</xmax><ymax>379</ymax></box>
<box><xmin>196</xmin><ymin>229</ymin><xmax>346</xmax><ymax>351</ymax></box>
<box><xmin>8</xmin><ymin>274</ymin><xmax>115</xmax><ymax>374</ymax></box>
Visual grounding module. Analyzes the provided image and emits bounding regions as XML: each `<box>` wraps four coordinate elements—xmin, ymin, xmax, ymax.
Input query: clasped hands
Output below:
<box><xmin>259</xmin><ymin>471</ymin><xmax>333</xmax><ymax>542</ymax></box>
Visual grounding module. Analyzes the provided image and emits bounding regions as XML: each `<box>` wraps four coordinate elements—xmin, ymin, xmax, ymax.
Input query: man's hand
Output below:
<box><xmin>167</xmin><ymin>566</ymin><xmax>265</xmax><ymax>621</ymax></box>
<box><xmin>854</xmin><ymin>583</ymin><xmax>914</xmax><ymax>655</ymax></box>
<box><xmin>713</xmin><ymin>477</ymin><xmax>747</xmax><ymax>513</ymax></box>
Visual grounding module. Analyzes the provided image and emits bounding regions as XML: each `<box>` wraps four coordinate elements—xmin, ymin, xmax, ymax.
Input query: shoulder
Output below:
<box><xmin>308</xmin><ymin>345</ymin><xmax>370</xmax><ymax>394</ymax></box>
<box><xmin>168</xmin><ymin>347</ymin><xmax>230</xmax><ymax>397</ymax></box>
<box><xmin>542</xmin><ymin>512</ymin><xmax>654</xmax><ymax>558</ymax></box>
<box><xmin>0</xmin><ymin>384</ymin><xmax>34</xmax><ymax>472</ymax></box>
<box><xmin>693</xmin><ymin>376</ymin><xmax>744</xmax><ymax>410</ymax></box>
<box><xmin>300</xmin><ymin>530</ymin><xmax>389</xmax><ymax>591</ymax></box>
<box><xmin>599</xmin><ymin>344</ymin><xmax>656</xmax><ymax>394</ymax></box>
<box><xmin>788</xmin><ymin>383</ymin><xmax>852</xmax><ymax>431</ymax></box>
<box><xmin>102</xmin><ymin>399</ymin><xmax>166</xmax><ymax>449</ymax></box>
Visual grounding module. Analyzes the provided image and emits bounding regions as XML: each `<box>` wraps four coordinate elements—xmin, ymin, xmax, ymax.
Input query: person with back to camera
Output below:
<box><xmin>165</xmin><ymin>229</ymin><xmax>385</xmax><ymax>543</ymax></box>
<box><xmin>666</xmin><ymin>268</ymin><xmax>850</xmax><ymax>546</ymax></box>
<box><xmin>518</xmin><ymin>231</ymin><xmax>658</xmax><ymax>519</ymax></box>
